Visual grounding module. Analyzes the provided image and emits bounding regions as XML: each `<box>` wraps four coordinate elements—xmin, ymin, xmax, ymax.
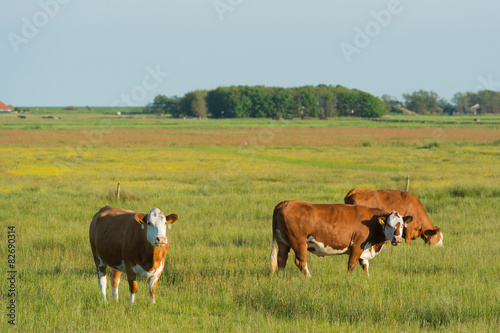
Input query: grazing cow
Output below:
<box><xmin>89</xmin><ymin>206</ymin><xmax>179</xmax><ymax>303</ymax></box>
<box><xmin>344</xmin><ymin>189</ymin><xmax>443</xmax><ymax>246</ymax></box>
<box><xmin>270</xmin><ymin>201</ymin><xmax>413</xmax><ymax>277</ymax></box>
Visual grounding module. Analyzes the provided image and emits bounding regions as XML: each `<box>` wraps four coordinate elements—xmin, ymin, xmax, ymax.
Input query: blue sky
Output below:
<box><xmin>1</xmin><ymin>0</ymin><xmax>499</xmax><ymax>107</ymax></box>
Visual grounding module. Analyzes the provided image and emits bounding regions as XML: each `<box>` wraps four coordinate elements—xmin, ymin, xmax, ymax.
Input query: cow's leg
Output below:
<box><xmin>270</xmin><ymin>239</ymin><xmax>278</xmax><ymax>275</ymax></box>
<box><xmin>348</xmin><ymin>248</ymin><xmax>363</xmax><ymax>273</ymax></box>
<box><xmin>96</xmin><ymin>258</ymin><xmax>108</xmax><ymax>302</ymax></box>
<box><xmin>110</xmin><ymin>269</ymin><xmax>122</xmax><ymax>301</ymax></box>
<box><xmin>90</xmin><ymin>245</ymin><xmax>108</xmax><ymax>302</ymax></box>
<box><xmin>127</xmin><ymin>275</ymin><xmax>138</xmax><ymax>304</ymax></box>
<box><xmin>148</xmin><ymin>273</ymin><xmax>162</xmax><ymax>304</ymax></box>
<box><xmin>358</xmin><ymin>259</ymin><xmax>370</xmax><ymax>276</ymax></box>
<box><xmin>277</xmin><ymin>242</ymin><xmax>291</xmax><ymax>272</ymax></box>
<box><xmin>293</xmin><ymin>243</ymin><xmax>311</xmax><ymax>278</ymax></box>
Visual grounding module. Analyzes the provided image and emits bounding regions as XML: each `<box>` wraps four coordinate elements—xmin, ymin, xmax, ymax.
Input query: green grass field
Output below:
<box><xmin>0</xmin><ymin>114</ymin><xmax>499</xmax><ymax>332</ymax></box>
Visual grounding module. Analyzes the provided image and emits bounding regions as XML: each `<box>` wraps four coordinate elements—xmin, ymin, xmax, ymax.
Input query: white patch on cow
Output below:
<box><xmin>384</xmin><ymin>211</ymin><xmax>405</xmax><ymax>243</ymax></box>
<box><xmin>386</xmin><ymin>211</ymin><xmax>402</xmax><ymax>228</ymax></box>
<box><xmin>360</xmin><ymin>244</ymin><xmax>384</xmax><ymax>261</ymax></box>
<box><xmin>112</xmin><ymin>286</ymin><xmax>119</xmax><ymax>301</ymax></box>
<box><xmin>146</xmin><ymin>208</ymin><xmax>168</xmax><ymax>247</ymax></box>
<box><xmin>130</xmin><ymin>293</ymin><xmax>136</xmax><ymax>304</ymax></box>
<box><xmin>133</xmin><ymin>262</ymin><xmax>164</xmax><ymax>279</ymax></box>
<box><xmin>306</xmin><ymin>235</ymin><xmax>349</xmax><ymax>257</ymax></box>
<box><xmin>148</xmin><ymin>262</ymin><xmax>163</xmax><ymax>290</ymax></box>
<box><xmin>359</xmin><ymin>259</ymin><xmax>369</xmax><ymax>275</ymax></box>
<box><xmin>435</xmin><ymin>232</ymin><xmax>444</xmax><ymax>246</ymax></box>
<box><xmin>276</xmin><ymin>229</ymin><xmax>290</xmax><ymax>247</ymax></box>
<box><xmin>98</xmin><ymin>271</ymin><xmax>107</xmax><ymax>302</ymax></box>
<box><xmin>305</xmin><ymin>264</ymin><xmax>312</xmax><ymax>278</ymax></box>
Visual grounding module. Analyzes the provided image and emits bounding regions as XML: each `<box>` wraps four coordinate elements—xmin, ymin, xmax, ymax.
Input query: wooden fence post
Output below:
<box><xmin>116</xmin><ymin>183</ymin><xmax>121</xmax><ymax>201</ymax></box>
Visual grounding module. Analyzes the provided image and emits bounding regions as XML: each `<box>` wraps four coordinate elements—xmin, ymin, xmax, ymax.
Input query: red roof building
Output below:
<box><xmin>0</xmin><ymin>101</ymin><xmax>13</xmax><ymax>112</ymax></box>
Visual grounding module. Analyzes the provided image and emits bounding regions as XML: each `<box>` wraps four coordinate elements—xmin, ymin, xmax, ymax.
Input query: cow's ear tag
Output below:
<box><xmin>378</xmin><ymin>217</ymin><xmax>386</xmax><ymax>225</ymax></box>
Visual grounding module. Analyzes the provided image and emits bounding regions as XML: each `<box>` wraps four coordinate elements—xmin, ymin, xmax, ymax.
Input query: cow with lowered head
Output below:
<box><xmin>89</xmin><ymin>206</ymin><xmax>179</xmax><ymax>303</ymax></box>
<box><xmin>344</xmin><ymin>188</ymin><xmax>443</xmax><ymax>246</ymax></box>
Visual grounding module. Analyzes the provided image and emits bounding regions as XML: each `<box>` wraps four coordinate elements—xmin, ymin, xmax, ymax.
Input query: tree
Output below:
<box><xmin>180</xmin><ymin>90</ymin><xmax>207</xmax><ymax>118</ymax></box>
<box><xmin>319</xmin><ymin>92</ymin><xmax>337</xmax><ymax>117</ymax></box>
<box><xmin>381</xmin><ymin>94</ymin><xmax>403</xmax><ymax>113</ymax></box>
<box><xmin>229</xmin><ymin>90</ymin><xmax>252</xmax><ymax>118</ymax></box>
<box><xmin>144</xmin><ymin>94</ymin><xmax>180</xmax><ymax>116</ymax></box>
<box><xmin>437</xmin><ymin>98</ymin><xmax>455</xmax><ymax>115</ymax></box>
<box><xmin>336</xmin><ymin>91</ymin><xmax>359</xmax><ymax>116</ymax></box>
<box><xmin>476</xmin><ymin>90</ymin><xmax>500</xmax><ymax>114</ymax></box>
<box><xmin>356</xmin><ymin>91</ymin><xmax>387</xmax><ymax>117</ymax></box>
<box><xmin>206</xmin><ymin>87</ymin><xmax>232</xmax><ymax>118</ymax></box>
<box><xmin>150</xmin><ymin>84</ymin><xmax>393</xmax><ymax>119</ymax></box>
<box><xmin>402</xmin><ymin>90</ymin><xmax>441</xmax><ymax>114</ymax></box>
<box><xmin>247</xmin><ymin>86</ymin><xmax>274</xmax><ymax>118</ymax></box>
<box><xmin>381</xmin><ymin>94</ymin><xmax>401</xmax><ymax>106</ymax></box>
<box><xmin>273</xmin><ymin>88</ymin><xmax>297</xmax><ymax>118</ymax></box>
<box><xmin>298</xmin><ymin>87</ymin><xmax>320</xmax><ymax>117</ymax></box>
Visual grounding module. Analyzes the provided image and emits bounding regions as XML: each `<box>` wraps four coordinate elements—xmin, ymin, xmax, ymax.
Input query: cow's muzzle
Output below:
<box><xmin>391</xmin><ymin>237</ymin><xmax>402</xmax><ymax>246</ymax></box>
<box><xmin>154</xmin><ymin>237</ymin><xmax>168</xmax><ymax>247</ymax></box>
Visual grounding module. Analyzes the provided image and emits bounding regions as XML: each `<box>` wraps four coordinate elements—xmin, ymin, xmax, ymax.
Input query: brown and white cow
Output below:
<box><xmin>89</xmin><ymin>206</ymin><xmax>179</xmax><ymax>303</ymax></box>
<box><xmin>344</xmin><ymin>189</ymin><xmax>443</xmax><ymax>246</ymax></box>
<box><xmin>269</xmin><ymin>201</ymin><xmax>413</xmax><ymax>277</ymax></box>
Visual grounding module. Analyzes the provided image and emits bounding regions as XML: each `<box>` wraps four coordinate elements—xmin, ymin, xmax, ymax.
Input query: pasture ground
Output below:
<box><xmin>0</xmin><ymin>114</ymin><xmax>499</xmax><ymax>332</ymax></box>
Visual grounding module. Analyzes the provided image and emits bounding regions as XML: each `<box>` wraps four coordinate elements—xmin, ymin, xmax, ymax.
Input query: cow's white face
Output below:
<box><xmin>379</xmin><ymin>211</ymin><xmax>413</xmax><ymax>246</ymax></box>
<box><xmin>145</xmin><ymin>208</ymin><xmax>168</xmax><ymax>247</ymax></box>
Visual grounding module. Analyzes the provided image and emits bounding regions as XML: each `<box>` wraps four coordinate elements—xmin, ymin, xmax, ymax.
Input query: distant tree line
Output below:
<box><xmin>383</xmin><ymin>90</ymin><xmax>500</xmax><ymax>115</ymax></box>
<box><xmin>144</xmin><ymin>85</ymin><xmax>500</xmax><ymax>118</ymax></box>
<box><xmin>144</xmin><ymin>85</ymin><xmax>386</xmax><ymax>118</ymax></box>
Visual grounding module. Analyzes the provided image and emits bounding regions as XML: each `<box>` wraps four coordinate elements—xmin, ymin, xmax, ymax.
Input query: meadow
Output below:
<box><xmin>0</xmin><ymin>114</ymin><xmax>499</xmax><ymax>332</ymax></box>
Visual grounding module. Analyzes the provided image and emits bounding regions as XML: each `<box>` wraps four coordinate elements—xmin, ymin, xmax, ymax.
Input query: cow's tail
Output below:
<box><xmin>270</xmin><ymin>201</ymin><xmax>290</xmax><ymax>275</ymax></box>
<box><xmin>344</xmin><ymin>188</ymin><xmax>357</xmax><ymax>204</ymax></box>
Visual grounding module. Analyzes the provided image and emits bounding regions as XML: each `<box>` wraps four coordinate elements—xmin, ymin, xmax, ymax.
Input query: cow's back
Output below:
<box><xmin>276</xmin><ymin>201</ymin><xmax>384</xmax><ymax>247</ymax></box>
<box><xmin>89</xmin><ymin>207</ymin><xmax>139</xmax><ymax>266</ymax></box>
<box><xmin>345</xmin><ymin>189</ymin><xmax>405</xmax><ymax>210</ymax></box>
<box><xmin>345</xmin><ymin>189</ymin><xmax>428</xmax><ymax>225</ymax></box>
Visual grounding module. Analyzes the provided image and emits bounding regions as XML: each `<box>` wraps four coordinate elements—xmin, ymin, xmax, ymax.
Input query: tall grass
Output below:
<box><xmin>0</xmin><ymin>121</ymin><xmax>498</xmax><ymax>332</ymax></box>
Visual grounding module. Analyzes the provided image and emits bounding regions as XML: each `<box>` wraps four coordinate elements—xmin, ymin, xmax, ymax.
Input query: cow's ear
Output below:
<box><xmin>403</xmin><ymin>216</ymin><xmax>413</xmax><ymax>225</ymax></box>
<box><xmin>423</xmin><ymin>227</ymin><xmax>439</xmax><ymax>237</ymax></box>
<box><xmin>378</xmin><ymin>216</ymin><xmax>387</xmax><ymax>225</ymax></box>
<box><xmin>134</xmin><ymin>213</ymin><xmax>148</xmax><ymax>224</ymax></box>
<box><xmin>166</xmin><ymin>214</ymin><xmax>179</xmax><ymax>229</ymax></box>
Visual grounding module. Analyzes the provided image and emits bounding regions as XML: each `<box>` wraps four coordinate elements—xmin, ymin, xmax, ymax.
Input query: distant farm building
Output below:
<box><xmin>0</xmin><ymin>101</ymin><xmax>13</xmax><ymax>113</ymax></box>
<box><xmin>468</xmin><ymin>104</ymin><xmax>480</xmax><ymax>115</ymax></box>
